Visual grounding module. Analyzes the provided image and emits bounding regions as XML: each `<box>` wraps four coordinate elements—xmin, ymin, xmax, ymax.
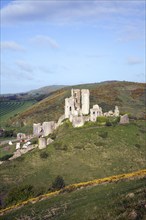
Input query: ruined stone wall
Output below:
<box><xmin>38</xmin><ymin>137</ymin><xmax>47</xmax><ymax>149</ymax></box>
<box><xmin>33</xmin><ymin>123</ymin><xmax>42</xmax><ymax>136</ymax></box>
<box><xmin>42</xmin><ymin>121</ymin><xmax>55</xmax><ymax>136</ymax></box>
<box><xmin>81</xmin><ymin>89</ymin><xmax>90</xmax><ymax>115</ymax></box>
<box><xmin>71</xmin><ymin>89</ymin><xmax>81</xmax><ymax>110</ymax></box>
<box><xmin>65</xmin><ymin>97</ymin><xmax>75</xmax><ymax>118</ymax></box>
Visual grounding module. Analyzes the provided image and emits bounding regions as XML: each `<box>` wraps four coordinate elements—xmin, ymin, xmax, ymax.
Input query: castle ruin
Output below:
<box><xmin>64</xmin><ymin>89</ymin><xmax>119</xmax><ymax>127</ymax></box>
<box><xmin>33</xmin><ymin>88</ymin><xmax>120</xmax><ymax>136</ymax></box>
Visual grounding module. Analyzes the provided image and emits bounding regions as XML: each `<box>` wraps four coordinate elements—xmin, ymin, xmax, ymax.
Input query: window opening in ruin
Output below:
<box><xmin>93</xmin><ymin>111</ymin><xmax>95</xmax><ymax>114</ymax></box>
<box><xmin>70</xmin><ymin>106</ymin><xmax>72</xmax><ymax>111</ymax></box>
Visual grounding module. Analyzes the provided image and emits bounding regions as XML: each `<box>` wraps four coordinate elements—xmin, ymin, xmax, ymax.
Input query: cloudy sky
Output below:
<box><xmin>1</xmin><ymin>0</ymin><xmax>145</xmax><ymax>94</ymax></box>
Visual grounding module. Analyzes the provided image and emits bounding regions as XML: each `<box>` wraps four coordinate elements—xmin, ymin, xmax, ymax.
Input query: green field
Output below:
<box><xmin>0</xmin><ymin>100</ymin><xmax>36</xmax><ymax>123</ymax></box>
<box><xmin>0</xmin><ymin>120</ymin><xmax>145</xmax><ymax>204</ymax></box>
<box><xmin>1</xmin><ymin>177</ymin><xmax>146</xmax><ymax>220</ymax></box>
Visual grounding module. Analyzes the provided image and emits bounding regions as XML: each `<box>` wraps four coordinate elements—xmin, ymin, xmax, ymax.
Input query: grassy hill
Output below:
<box><xmin>0</xmin><ymin>85</ymin><xmax>66</xmax><ymax>101</ymax></box>
<box><xmin>0</xmin><ymin>81</ymin><xmax>145</xmax><ymax>219</ymax></box>
<box><xmin>0</xmin><ymin>120</ymin><xmax>145</xmax><ymax>205</ymax></box>
<box><xmin>1</xmin><ymin>177</ymin><xmax>146</xmax><ymax>220</ymax></box>
<box><xmin>0</xmin><ymin>100</ymin><xmax>36</xmax><ymax>124</ymax></box>
<box><xmin>4</xmin><ymin>81</ymin><xmax>145</xmax><ymax>133</ymax></box>
<box><xmin>0</xmin><ymin>85</ymin><xmax>66</xmax><ymax>128</ymax></box>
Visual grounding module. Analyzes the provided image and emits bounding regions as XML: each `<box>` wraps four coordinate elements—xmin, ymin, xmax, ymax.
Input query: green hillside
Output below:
<box><xmin>0</xmin><ymin>81</ymin><xmax>145</xmax><ymax>219</ymax></box>
<box><xmin>0</xmin><ymin>100</ymin><xmax>36</xmax><ymax>124</ymax></box>
<box><xmin>0</xmin><ymin>120</ymin><xmax>145</xmax><ymax>207</ymax></box>
<box><xmin>1</xmin><ymin>177</ymin><xmax>146</xmax><ymax>220</ymax></box>
<box><xmin>6</xmin><ymin>81</ymin><xmax>145</xmax><ymax>133</ymax></box>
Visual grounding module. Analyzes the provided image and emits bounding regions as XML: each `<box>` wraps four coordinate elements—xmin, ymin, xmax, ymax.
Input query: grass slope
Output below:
<box><xmin>0</xmin><ymin>120</ymin><xmax>145</xmax><ymax>198</ymax></box>
<box><xmin>1</xmin><ymin>177</ymin><xmax>146</xmax><ymax>220</ymax></box>
<box><xmin>0</xmin><ymin>100</ymin><xmax>36</xmax><ymax>125</ymax></box>
<box><xmin>6</xmin><ymin>81</ymin><xmax>145</xmax><ymax>132</ymax></box>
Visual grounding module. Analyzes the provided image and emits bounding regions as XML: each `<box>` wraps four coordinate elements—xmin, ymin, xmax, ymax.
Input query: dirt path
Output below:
<box><xmin>0</xmin><ymin>169</ymin><xmax>146</xmax><ymax>216</ymax></box>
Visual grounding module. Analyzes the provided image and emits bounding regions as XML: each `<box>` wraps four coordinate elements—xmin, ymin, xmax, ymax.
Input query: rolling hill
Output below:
<box><xmin>0</xmin><ymin>119</ymin><xmax>146</xmax><ymax>219</ymax></box>
<box><xmin>0</xmin><ymin>81</ymin><xmax>146</xmax><ymax>219</ymax></box>
<box><xmin>0</xmin><ymin>85</ymin><xmax>66</xmax><ymax>127</ymax></box>
<box><xmin>4</xmin><ymin>81</ymin><xmax>145</xmax><ymax>133</ymax></box>
<box><xmin>1</xmin><ymin>177</ymin><xmax>146</xmax><ymax>220</ymax></box>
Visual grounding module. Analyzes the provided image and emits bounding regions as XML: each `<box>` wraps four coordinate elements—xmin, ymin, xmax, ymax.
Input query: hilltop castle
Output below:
<box><xmin>33</xmin><ymin>89</ymin><xmax>120</xmax><ymax>138</ymax></box>
<box><xmin>64</xmin><ymin>89</ymin><xmax>119</xmax><ymax>127</ymax></box>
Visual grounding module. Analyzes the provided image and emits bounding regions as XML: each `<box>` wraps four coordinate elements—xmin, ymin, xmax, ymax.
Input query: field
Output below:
<box><xmin>1</xmin><ymin>177</ymin><xmax>146</xmax><ymax>220</ymax></box>
<box><xmin>0</xmin><ymin>120</ymin><xmax>145</xmax><ymax>202</ymax></box>
<box><xmin>0</xmin><ymin>100</ymin><xmax>36</xmax><ymax>124</ymax></box>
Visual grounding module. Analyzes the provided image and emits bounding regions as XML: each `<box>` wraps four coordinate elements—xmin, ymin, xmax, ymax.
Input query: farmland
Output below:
<box><xmin>0</xmin><ymin>100</ymin><xmax>36</xmax><ymax>123</ymax></box>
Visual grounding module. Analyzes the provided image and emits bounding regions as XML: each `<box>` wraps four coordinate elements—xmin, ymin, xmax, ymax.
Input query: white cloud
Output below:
<box><xmin>31</xmin><ymin>35</ymin><xmax>59</xmax><ymax>49</ymax></box>
<box><xmin>127</xmin><ymin>56</ymin><xmax>143</xmax><ymax>65</ymax></box>
<box><xmin>1</xmin><ymin>0</ymin><xmax>144</xmax><ymax>26</ymax></box>
<box><xmin>1</xmin><ymin>41</ymin><xmax>25</xmax><ymax>51</ymax></box>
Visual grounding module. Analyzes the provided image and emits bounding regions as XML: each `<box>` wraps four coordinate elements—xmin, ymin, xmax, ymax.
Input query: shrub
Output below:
<box><xmin>83</xmin><ymin>121</ymin><xmax>95</xmax><ymax>127</ymax></box>
<box><xmin>63</xmin><ymin>120</ymin><xmax>73</xmax><ymax>128</ymax></box>
<box><xmin>52</xmin><ymin>176</ymin><xmax>65</xmax><ymax>190</ymax></box>
<box><xmin>0</xmin><ymin>154</ymin><xmax>13</xmax><ymax>161</ymax></box>
<box><xmin>106</xmin><ymin>121</ymin><xmax>112</xmax><ymax>126</ymax></box>
<box><xmin>98</xmin><ymin>131</ymin><xmax>108</xmax><ymax>138</ymax></box>
<box><xmin>3</xmin><ymin>130</ymin><xmax>16</xmax><ymax>138</ymax></box>
<box><xmin>96</xmin><ymin>116</ymin><xmax>107</xmax><ymax>123</ymax></box>
<box><xmin>105</xmin><ymin>116</ymin><xmax>120</xmax><ymax>126</ymax></box>
<box><xmin>4</xmin><ymin>184</ymin><xmax>34</xmax><ymax>207</ymax></box>
<box><xmin>40</xmin><ymin>151</ymin><xmax>49</xmax><ymax>159</ymax></box>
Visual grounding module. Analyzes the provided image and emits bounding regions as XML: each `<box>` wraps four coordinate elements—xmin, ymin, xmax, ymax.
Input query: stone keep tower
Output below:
<box><xmin>71</xmin><ymin>89</ymin><xmax>80</xmax><ymax>111</ymax></box>
<box><xmin>64</xmin><ymin>96</ymin><xmax>75</xmax><ymax>118</ymax></box>
<box><xmin>81</xmin><ymin>89</ymin><xmax>90</xmax><ymax>115</ymax></box>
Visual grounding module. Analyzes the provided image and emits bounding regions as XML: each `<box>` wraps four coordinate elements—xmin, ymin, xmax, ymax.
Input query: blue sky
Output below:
<box><xmin>0</xmin><ymin>0</ymin><xmax>145</xmax><ymax>94</ymax></box>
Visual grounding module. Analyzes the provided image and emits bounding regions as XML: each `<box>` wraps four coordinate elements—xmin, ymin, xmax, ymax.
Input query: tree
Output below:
<box><xmin>52</xmin><ymin>176</ymin><xmax>65</xmax><ymax>190</ymax></box>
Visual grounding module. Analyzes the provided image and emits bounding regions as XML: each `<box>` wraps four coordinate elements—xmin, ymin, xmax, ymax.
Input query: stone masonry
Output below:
<box><xmin>65</xmin><ymin>89</ymin><xmax>120</xmax><ymax>127</ymax></box>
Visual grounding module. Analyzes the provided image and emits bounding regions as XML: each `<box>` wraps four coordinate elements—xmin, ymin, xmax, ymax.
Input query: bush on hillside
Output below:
<box><xmin>63</xmin><ymin>120</ymin><xmax>73</xmax><ymax>128</ymax></box>
<box><xmin>52</xmin><ymin>176</ymin><xmax>65</xmax><ymax>190</ymax></box>
<box><xmin>96</xmin><ymin>116</ymin><xmax>107</xmax><ymax>124</ymax></box>
<box><xmin>106</xmin><ymin>116</ymin><xmax>120</xmax><ymax>126</ymax></box>
<box><xmin>0</xmin><ymin>154</ymin><xmax>13</xmax><ymax>161</ymax></box>
<box><xmin>3</xmin><ymin>130</ymin><xmax>16</xmax><ymax>138</ymax></box>
<box><xmin>4</xmin><ymin>184</ymin><xmax>34</xmax><ymax>207</ymax></box>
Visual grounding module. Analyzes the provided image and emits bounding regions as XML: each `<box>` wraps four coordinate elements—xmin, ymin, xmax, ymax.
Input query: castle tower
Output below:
<box><xmin>64</xmin><ymin>97</ymin><xmax>75</xmax><ymax>118</ymax></box>
<box><xmin>71</xmin><ymin>89</ymin><xmax>81</xmax><ymax>110</ymax></box>
<box><xmin>81</xmin><ymin>89</ymin><xmax>90</xmax><ymax>115</ymax></box>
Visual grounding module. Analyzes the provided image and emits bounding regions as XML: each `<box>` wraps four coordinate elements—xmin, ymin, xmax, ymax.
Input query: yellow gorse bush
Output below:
<box><xmin>0</xmin><ymin>169</ymin><xmax>146</xmax><ymax>215</ymax></box>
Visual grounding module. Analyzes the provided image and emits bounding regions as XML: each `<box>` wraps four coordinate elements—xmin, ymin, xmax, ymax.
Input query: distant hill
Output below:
<box><xmin>0</xmin><ymin>85</ymin><xmax>66</xmax><ymax>102</ymax></box>
<box><xmin>0</xmin><ymin>85</ymin><xmax>66</xmax><ymax>125</ymax></box>
<box><xmin>6</xmin><ymin>81</ymin><xmax>145</xmax><ymax>131</ymax></box>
